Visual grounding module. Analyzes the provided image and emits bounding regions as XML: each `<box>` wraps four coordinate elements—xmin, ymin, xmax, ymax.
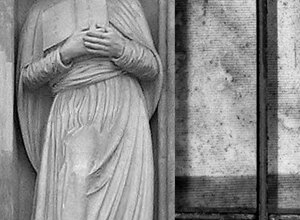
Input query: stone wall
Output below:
<box><xmin>0</xmin><ymin>0</ymin><xmax>18</xmax><ymax>219</ymax></box>
<box><xmin>267</xmin><ymin>0</ymin><xmax>300</xmax><ymax>210</ymax></box>
<box><xmin>175</xmin><ymin>0</ymin><xmax>257</xmax><ymax>210</ymax></box>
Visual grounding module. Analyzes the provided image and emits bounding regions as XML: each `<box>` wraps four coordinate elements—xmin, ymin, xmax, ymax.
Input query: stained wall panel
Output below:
<box><xmin>268</xmin><ymin>0</ymin><xmax>300</xmax><ymax>211</ymax></box>
<box><xmin>175</xmin><ymin>0</ymin><xmax>257</xmax><ymax>210</ymax></box>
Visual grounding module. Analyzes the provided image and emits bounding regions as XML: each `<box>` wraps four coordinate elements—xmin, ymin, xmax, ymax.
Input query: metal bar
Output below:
<box><xmin>257</xmin><ymin>0</ymin><xmax>268</xmax><ymax>219</ymax></box>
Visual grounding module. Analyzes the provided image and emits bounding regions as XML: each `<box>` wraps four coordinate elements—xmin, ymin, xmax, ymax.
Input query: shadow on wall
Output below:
<box><xmin>175</xmin><ymin>0</ymin><xmax>300</xmax><ymax>213</ymax></box>
<box><xmin>175</xmin><ymin>0</ymin><xmax>257</xmax><ymax>212</ymax></box>
<box><xmin>15</xmin><ymin>1</ymin><xmax>37</xmax><ymax>220</ymax></box>
<box><xmin>267</xmin><ymin>0</ymin><xmax>279</xmax><ymax>212</ymax></box>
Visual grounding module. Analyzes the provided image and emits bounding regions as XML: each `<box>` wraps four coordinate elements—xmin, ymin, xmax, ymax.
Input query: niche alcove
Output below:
<box><xmin>0</xmin><ymin>0</ymin><xmax>174</xmax><ymax>219</ymax></box>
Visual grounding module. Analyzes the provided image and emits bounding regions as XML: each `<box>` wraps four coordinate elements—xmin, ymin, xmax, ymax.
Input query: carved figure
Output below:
<box><xmin>17</xmin><ymin>0</ymin><xmax>163</xmax><ymax>219</ymax></box>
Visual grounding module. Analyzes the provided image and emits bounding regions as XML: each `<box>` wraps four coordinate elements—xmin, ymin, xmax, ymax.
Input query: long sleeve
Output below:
<box><xmin>111</xmin><ymin>39</ymin><xmax>159</xmax><ymax>80</ymax></box>
<box><xmin>22</xmin><ymin>48</ymin><xmax>72</xmax><ymax>89</ymax></box>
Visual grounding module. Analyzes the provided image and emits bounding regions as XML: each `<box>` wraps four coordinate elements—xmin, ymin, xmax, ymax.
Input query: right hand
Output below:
<box><xmin>59</xmin><ymin>29</ymin><xmax>89</xmax><ymax>64</ymax></box>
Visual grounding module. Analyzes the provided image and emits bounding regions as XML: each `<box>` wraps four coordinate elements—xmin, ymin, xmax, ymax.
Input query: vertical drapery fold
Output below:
<box><xmin>31</xmin><ymin>76</ymin><xmax>153</xmax><ymax>220</ymax></box>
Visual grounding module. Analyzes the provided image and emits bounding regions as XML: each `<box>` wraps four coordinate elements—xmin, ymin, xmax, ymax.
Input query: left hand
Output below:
<box><xmin>83</xmin><ymin>26</ymin><xmax>125</xmax><ymax>59</ymax></box>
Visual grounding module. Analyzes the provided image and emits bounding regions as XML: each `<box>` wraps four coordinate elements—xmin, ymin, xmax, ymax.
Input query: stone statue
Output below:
<box><xmin>17</xmin><ymin>0</ymin><xmax>163</xmax><ymax>219</ymax></box>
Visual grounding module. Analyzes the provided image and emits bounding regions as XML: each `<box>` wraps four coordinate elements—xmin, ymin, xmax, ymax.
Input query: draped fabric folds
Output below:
<box><xmin>17</xmin><ymin>0</ymin><xmax>163</xmax><ymax>171</ymax></box>
<box><xmin>17</xmin><ymin>0</ymin><xmax>163</xmax><ymax>219</ymax></box>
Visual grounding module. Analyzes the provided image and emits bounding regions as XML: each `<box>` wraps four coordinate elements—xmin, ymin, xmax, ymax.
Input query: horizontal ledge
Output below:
<box><xmin>175</xmin><ymin>208</ymin><xmax>257</xmax><ymax>214</ymax></box>
<box><xmin>176</xmin><ymin>213</ymin><xmax>255</xmax><ymax>220</ymax></box>
<box><xmin>268</xmin><ymin>208</ymin><xmax>300</xmax><ymax>215</ymax></box>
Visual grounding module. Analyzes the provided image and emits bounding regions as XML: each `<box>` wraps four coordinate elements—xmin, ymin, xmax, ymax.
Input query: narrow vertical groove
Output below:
<box><xmin>158</xmin><ymin>0</ymin><xmax>168</xmax><ymax>218</ymax></box>
<box><xmin>167</xmin><ymin>0</ymin><xmax>175</xmax><ymax>219</ymax></box>
<box><xmin>257</xmin><ymin>0</ymin><xmax>268</xmax><ymax>219</ymax></box>
<box><xmin>157</xmin><ymin>0</ymin><xmax>175</xmax><ymax>219</ymax></box>
<box><xmin>157</xmin><ymin>0</ymin><xmax>167</xmax><ymax>219</ymax></box>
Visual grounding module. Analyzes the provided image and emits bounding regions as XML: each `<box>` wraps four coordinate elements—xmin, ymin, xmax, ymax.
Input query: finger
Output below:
<box><xmin>81</xmin><ymin>27</ymin><xmax>90</xmax><ymax>32</ymax></box>
<box><xmin>77</xmin><ymin>28</ymin><xmax>89</xmax><ymax>36</ymax></box>
<box><xmin>83</xmin><ymin>36</ymin><xmax>102</xmax><ymax>44</ymax></box>
<box><xmin>95</xmin><ymin>24</ymin><xmax>106</xmax><ymax>30</ymax></box>
<box><xmin>86</xmin><ymin>31</ymin><xmax>108</xmax><ymax>39</ymax></box>
<box><xmin>79</xmin><ymin>30</ymin><xmax>90</xmax><ymax>37</ymax></box>
<box><xmin>98</xmin><ymin>26</ymin><xmax>108</xmax><ymax>32</ymax></box>
<box><xmin>86</xmin><ymin>48</ymin><xmax>110</xmax><ymax>57</ymax></box>
<box><xmin>76</xmin><ymin>26</ymin><xmax>90</xmax><ymax>34</ymax></box>
<box><xmin>84</xmin><ymin>42</ymin><xmax>109</xmax><ymax>50</ymax></box>
<box><xmin>95</xmin><ymin>27</ymin><xmax>106</xmax><ymax>32</ymax></box>
<box><xmin>95</xmin><ymin>23</ymin><xmax>101</xmax><ymax>28</ymax></box>
<box><xmin>83</xmin><ymin>37</ymin><xmax>111</xmax><ymax>46</ymax></box>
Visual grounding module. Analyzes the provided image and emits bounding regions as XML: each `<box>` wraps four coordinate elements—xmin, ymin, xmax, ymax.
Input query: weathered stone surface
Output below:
<box><xmin>0</xmin><ymin>1</ymin><xmax>18</xmax><ymax>219</ymax></box>
<box><xmin>175</xmin><ymin>0</ymin><xmax>256</xmax><ymax>209</ymax></box>
<box><xmin>176</xmin><ymin>176</ymin><xmax>256</xmax><ymax>210</ymax></box>
<box><xmin>176</xmin><ymin>213</ymin><xmax>256</xmax><ymax>220</ymax></box>
<box><xmin>175</xmin><ymin>0</ymin><xmax>256</xmax><ymax>178</ymax></box>
<box><xmin>274</xmin><ymin>0</ymin><xmax>300</xmax><ymax>175</ymax></box>
<box><xmin>267</xmin><ymin>0</ymin><xmax>300</xmax><ymax>210</ymax></box>
<box><xmin>270</xmin><ymin>216</ymin><xmax>300</xmax><ymax>220</ymax></box>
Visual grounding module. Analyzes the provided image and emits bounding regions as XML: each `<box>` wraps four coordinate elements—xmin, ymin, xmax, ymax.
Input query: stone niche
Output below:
<box><xmin>0</xmin><ymin>0</ymin><xmax>160</xmax><ymax>219</ymax></box>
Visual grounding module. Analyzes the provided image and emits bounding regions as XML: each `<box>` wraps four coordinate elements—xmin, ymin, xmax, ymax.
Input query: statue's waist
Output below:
<box><xmin>50</xmin><ymin>58</ymin><xmax>124</xmax><ymax>93</ymax></box>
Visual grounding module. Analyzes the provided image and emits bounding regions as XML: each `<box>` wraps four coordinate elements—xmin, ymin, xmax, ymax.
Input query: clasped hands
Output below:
<box><xmin>60</xmin><ymin>26</ymin><xmax>125</xmax><ymax>65</ymax></box>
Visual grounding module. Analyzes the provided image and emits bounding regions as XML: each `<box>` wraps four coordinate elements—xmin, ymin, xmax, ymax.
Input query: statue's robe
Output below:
<box><xmin>17</xmin><ymin>0</ymin><xmax>163</xmax><ymax>219</ymax></box>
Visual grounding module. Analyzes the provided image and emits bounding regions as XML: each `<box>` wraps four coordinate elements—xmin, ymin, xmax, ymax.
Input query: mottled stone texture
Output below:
<box><xmin>0</xmin><ymin>0</ymin><xmax>17</xmax><ymax>219</ymax></box>
<box><xmin>270</xmin><ymin>216</ymin><xmax>300</xmax><ymax>220</ymax></box>
<box><xmin>176</xmin><ymin>213</ymin><xmax>256</xmax><ymax>220</ymax></box>
<box><xmin>175</xmin><ymin>0</ymin><xmax>256</xmax><ymax>209</ymax></box>
<box><xmin>175</xmin><ymin>0</ymin><xmax>256</xmax><ymax>177</ymax></box>
<box><xmin>267</xmin><ymin>0</ymin><xmax>300</xmax><ymax>210</ymax></box>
